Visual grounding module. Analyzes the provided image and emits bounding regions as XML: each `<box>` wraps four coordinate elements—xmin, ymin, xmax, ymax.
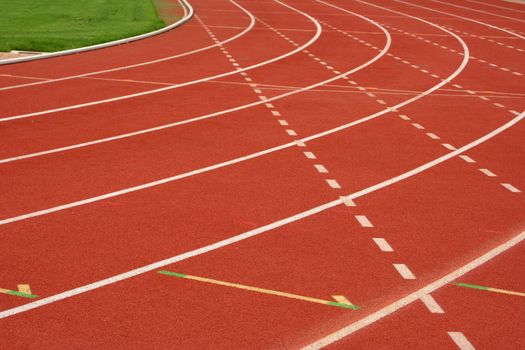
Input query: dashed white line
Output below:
<box><xmin>478</xmin><ymin>168</ymin><xmax>497</xmax><ymax>177</ymax></box>
<box><xmin>355</xmin><ymin>215</ymin><xmax>374</xmax><ymax>228</ymax></box>
<box><xmin>426</xmin><ymin>132</ymin><xmax>440</xmax><ymax>140</ymax></box>
<box><xmin>304</xmin><ymin>151</ymin><xmax>317</xmax><ymax>159</ymax></box>
<box><xmin>501</xmin><ymin>183</ymin><xmax>521</xmax><ymax>193</ymax></box>
<box><xmin>459</xmin><ymin>155</ymin><xmax>476</xmax><ymax>163</ymax></box>
<box><xmin>448</xmin><ymin>332</ymin><xmax>476</xmax><ymax>350</ymax></box>
<box><xmin>372</xmin><ymin>238</ymin><xmax>394</xmax><ymax>252</ymax></box>
<box><xmin>442</xmin><ymin>143</ymin><xmax>456</xmax><ymax>150</ymax></box>
<box><xmin>412</xmin><ymin>123</ymin><xmax>425</xmax><ymax>129</ymax></box>
<box><xmin>326</xmin><ymin>179</ymin><xmax>342</xmax><ymax>189</ymax></box>
<box><xmin>420</xmin><ymin>294</ymin><xmax>444</xmax><ymax>314</ymax></box>
<box><xmin>271</xmin><ymin>110</ymin><xmax>282</xmax><ymax>116</ymax></box>
<box><xmin>340</xmin><ymin>196</ymin><xmax>356</xmax><ymax>207</ymax></box>
<box><xmin>286</xmin><ymin>129</ymin><xmax>297</xmax><ymax>136</ymax></box>
<box><xmin>393</xmin><ymin>263</ymin><xmax>416</xmax><ymax>280</ymax></box>
<box><xmin>314</xmin><ymin>164</ymin><xmax>328</xmax><ymax>173</ymax></box>
<box><xmin>278</xmin><ymin>120</ymin><xmax>288</xmax><ymax>126</ymax></box>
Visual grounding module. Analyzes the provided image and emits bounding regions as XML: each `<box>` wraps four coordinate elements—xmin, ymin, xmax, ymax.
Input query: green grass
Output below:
<box><xmin>0</xmin><ymin>0</ymin><xmax>166</xmax><ymax>52</ymax></box>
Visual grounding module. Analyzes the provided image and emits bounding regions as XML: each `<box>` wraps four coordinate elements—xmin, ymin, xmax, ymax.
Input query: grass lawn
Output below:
<box><xmin>0</xmin><ymin>0</ymin><xmax>166</xmax><ymax>52</ymax></box>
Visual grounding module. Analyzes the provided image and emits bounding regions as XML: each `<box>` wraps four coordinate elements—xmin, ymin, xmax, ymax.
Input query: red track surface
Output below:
<box><xmin>0</xmin><ymin>0</ymin><xmax>523</xmax><ymax>348</ymax></box>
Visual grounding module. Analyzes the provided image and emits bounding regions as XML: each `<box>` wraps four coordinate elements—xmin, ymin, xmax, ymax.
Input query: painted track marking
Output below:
<box><xmin>158</xmin><ymin>270</ymin><xmax>358</xmax><ymax>309</ymax></box>
<box><xmin>0</xmin><ymin>0</ymin><xmax>322</xmax><ymax>122</ymax></box>
<box><xmin>0</xmin><ymin>0</ymin><xmax>254</xmax><ymax>92</ymax></box>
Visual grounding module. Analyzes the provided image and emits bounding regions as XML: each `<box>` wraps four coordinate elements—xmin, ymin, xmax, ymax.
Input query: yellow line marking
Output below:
<box><xmin>159</xmin><ymin>271</ymin><xmax>358</xmax><ymax>309</ymax></box>
<box><xmin>488</xmin><ymin>288</ymin><xmax>525</xmax><ymax>297</ymax></box>
<box><xmin>0</xmin><ymin>288</ymin><xmax>10</xmax><ymax>294</ymax></box>
<box><xmin>17</xmin><ymin>284</ymin><xmax>32</xmax><ymax>294</ymax></box>
<box><xmin>332</xmin><ymin>295</ymin><xmax>353</xmax><ymax>306</ymax></box>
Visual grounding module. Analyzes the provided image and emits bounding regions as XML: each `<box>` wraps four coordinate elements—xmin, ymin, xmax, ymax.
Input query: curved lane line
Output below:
<box><xmin>463</xmin><ymin>0</ymin><xmax>525</xmax><ymax>15</ymax></box>
<box><xmin>0</xmin><ymin>4</ymin><xmax>387</xmax><ymax>165</ymax></box>
<box><xmin>0</xmin><ymin>0</ymin><xmax>194</xmax><ymax>66</ymax></box>
<box><xmin>0</xmin><ymin>0</ymin><xmax>321</xmax><ymax>122</ymax></box>
<box><xmin>430</xmin><ymin>0</ymin><xmax>525</xmax><ymax>23</ymax></box>
<box><xmin>396</xmin><ymin>0</ymin><xmax>525</xmax><ymax>40</ymax></box>
<box><xmin>2</xmin><ymin>0</ymin><xmax>508</xmax><ymax>320</ymax></box>
<box><xmin>0</xmin><ymin>0</ymin><xmax>255</xmax><ymax>92</ymax></box>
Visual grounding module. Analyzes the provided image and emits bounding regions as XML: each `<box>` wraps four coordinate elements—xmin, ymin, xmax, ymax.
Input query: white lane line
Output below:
<box><xmin>1</xmin><ymin>109</ymin><xmax>522</xmax><ymax>320</ymax></box>
<box><xmin>355</xmin><ymin>215</ymin><xmax>373</xmax><ymax>228</ymax></box>
<box><xmin>326</xmin><ymin>179</ymin><xmax>342</xmax><ymax>189</ymax></box>
<box><xmin>286</xmin><ymin>129</ymin><xmax>297</xmax><ymax>136</ymax></box>
<box><xmin>420</xmin><ymin>294</ymin><xmax>444</xmax><ymax>314</ymax></box>
<box><xmin>448</xmin><ymin>332</ymin><xmax>476</xmax><ymax>350</ymax></box>
<box><xmin>0</xmin><ymin>0</ymin><xmax>323</xmax><ymax>123</ymax></box>
<box><xmin>393</xmin><ymin>264</ymin><xmax>416</xmax><ymax>279</ymax></box>
<box><xmin>426</xmin><ymin>132</ymin><xmax>440</xmax><ymax>140</ymax></box>
<box><xmin>304</xmin><ymin>151</ymin><xmax>317</xmax><ymax>159</ymax></box>
<box><xmin>271</xmin><ymin>110</ymin><xmax>282</xmax><ymax>116</ymax></box>
<box><xmin>304</xmin><ymin>231</ymin><xmax>525</xmax><ymax>349</ymax></box>
<box><xmin>265</xmin><ymin>103</ymin><xmax>274</xmax><ymax>109</ymax></box>
<box><xmin>478</xmin><ymin>168</ymin><xmax>497</xmax><ymax>177</ymax></box>
<box><xmin>399</xmin><ymin>114</ymin><xmax>411</xmax><ymax>120</ymax></box>
<box><xmin>397</xmin><ymin>0</ymin><xmax>525</xmax><ymax>40</ymax></box>
<box><xmin>412</xmin><ymin>123</ymin><xmax>425</xmax><ymax>129</ymax></box>
<box><xmin>459</xmin><ymin>155</ymin><xmax>476</xmax><ymax>163</ymax></box>
<box><xmin>501</xmin><ymin>183</ymin><xmax>521</xmax><ymax>193</ymax></box>
<box><xmin>314</xmin><ymin>164</ymin><xmax>328</xmax><ymax>173</ymax></box>
<box><xmin>278</xmin><ymin>119</ymin><xmax>288</xmax><ymax>126</ymax></box>
<box><xmin>372</xmin><ymin>238</ymin><xmax>394</xmax><ymax>252</ymax></box>
<box><xmin>0</xmin><ymin>2</ymin><xmax>394</xmax><ymax>165</ymax></box>
<box><xmin>442</xmin><ymin>143</ymin><xmax>456</xmax><ymax>150</ymax></box>
<box><xmin>0</xmin><ymin>0</ymin><xmax>254</xmax><ymax>91</ymax></box>
<box><xmin>430</xmin><ymin>0</ymin><xmax>525</xmax><ymax>24</ymax></box>
<box><xmin>0</xmin><ymin>0</ymin><xmax>471</xmax><ymax>228</ymax></box>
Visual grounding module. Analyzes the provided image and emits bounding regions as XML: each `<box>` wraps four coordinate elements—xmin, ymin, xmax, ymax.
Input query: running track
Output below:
<box><xmin>0</xmin><ymin>0</ymin><xmax>524</xmax><ymax>348</ymax></box>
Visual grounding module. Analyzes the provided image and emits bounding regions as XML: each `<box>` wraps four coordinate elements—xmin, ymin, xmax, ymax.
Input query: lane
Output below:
<box><xmin>0</xmin><ymin>0</ymin><xmax>523</xmax><ymax>348</ymax></box>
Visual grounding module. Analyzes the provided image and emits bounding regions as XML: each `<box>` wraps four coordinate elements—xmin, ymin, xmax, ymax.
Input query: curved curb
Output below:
<box><xmin>0</xmin><ymin>0</ymin><xmax>194</xmax><ymax>66</ymax></box>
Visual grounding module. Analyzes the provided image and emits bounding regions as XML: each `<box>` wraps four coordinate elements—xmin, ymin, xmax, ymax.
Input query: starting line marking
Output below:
<box><xmin>0</xmin><ymin>284</ymin><xmax>38</xmax><ymax>299</ymax></box>
<box><xmin>158</xmin><ymin>270</ymin><xmax>358</xmax><ymax>309</ymax></box>
<box><xmin>454</xmin><ymin>282</ymin><xmax>525</xmax><ymax>297</ymax></box>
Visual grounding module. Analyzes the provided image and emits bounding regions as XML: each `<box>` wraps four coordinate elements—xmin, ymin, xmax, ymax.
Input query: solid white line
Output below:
<box><xmin>431</xmin><ymin>0</ymin><xmax>525</xmax><ymax>23</ymax></box>
<box><xmin>372</xmin><ymin>238</ymin><xmax>394</xmax><ymax>252</ymax></box>
<box><xmin>355</xmin><ymin>215</ymin><xmax>373</xmax><ymax>228</ymax></box>
<box><xmin>448</xmin><ymin>332</ymin><xmax>476</xmax><ymax>350</ymax></box>
<box><xmin>463</xmin><ymin>0</ymin><xmax>525</xmax><ymax>14</ymax></box>
<box><xmin>1</xmin><ymin>109</ymin><xmax>522</xmax><ymax>319</ymax></box>
<box><xmin>0</xmin><ymin>1</ymin><xmax>252</xmax><ymax>91</ymax></box>
<box><xmin>0</xmin><ymin>0</ymin><xmax>321</xmax><ymax>122</ymax></box>
<box><xmin>0</xmin><ymin>18</ymin><xmax>390</xmax><ymax>166</ymax></box>
<box><xmin>304</xmin><ymin>231</ymin><xmax>525</xmax><ymax>349</ymax></box>
<box><xmin>326</xmin><ymin>179</ymin><xmax>341</xmax><ymax>189</ymax></box>
<box><xmin>0</xmin><ymin>0</ymin><xmax>471</xmax><ymax>225</ymax></box>
<box><xmin>420</xmin><ymin>294</ymin><xmax>444</xmax><ymax>314</ymax></box>
<box><xmin>501</xmin><ymin>183</ymin><xmax>521</xmax><ymax>193</ymax></box>
<box><xmin>478</xmin><ymin>168</ymin><xmax>497</xmax><ymax>177</ymax></box>
<box><xmin>397</xmin><ymin>0</ymin><xmax>525</xmax><ymax>40</ymax></box>
<box><xmin>393</xmin><ymin>263</ymin><xmax>416</xmax><ymax>279</ymax></box>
